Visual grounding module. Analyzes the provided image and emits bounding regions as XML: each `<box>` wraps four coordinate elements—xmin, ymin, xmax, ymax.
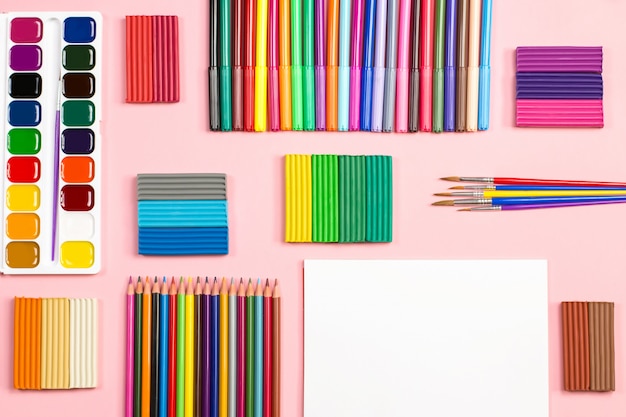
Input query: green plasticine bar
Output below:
<box><xmin>312</xmin><ymin>154</ymin><xmax>339</xmax><ymax>242</ymax></box>
<box><xmin>366</xmin><ymin>155</ymin><xmax>392</xmax><ymax>242</ymax></box>
<box><xmin>339</xmin><ymin>156</ymin><xmax>366</xmax><ymax>242</ymax></box>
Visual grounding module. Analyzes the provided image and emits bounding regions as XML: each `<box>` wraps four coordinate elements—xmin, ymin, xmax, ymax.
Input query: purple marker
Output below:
<box><xmin>370</xmin><ymin>0</ymin><xmax>388</xmax><ymax>131</ymax></box>
<box><xmin>443</xmin><ymin>0</ymin><xmax>457</xmax><ymax>131</ymax></box>
<box><xmin>315</xmin><ymin>0</ymin><xmax>327</xmax><ymax>130</ymax></box>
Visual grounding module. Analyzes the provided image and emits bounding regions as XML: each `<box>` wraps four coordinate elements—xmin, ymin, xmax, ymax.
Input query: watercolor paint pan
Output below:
<box><xmin>0</xmin><ymin>12</ymin><xmax>102</xmax><ymax>274</ymax></box>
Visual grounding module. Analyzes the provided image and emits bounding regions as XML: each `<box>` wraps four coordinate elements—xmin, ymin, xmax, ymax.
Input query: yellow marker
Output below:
<box><xmin>60</xmin><ymin>241</ymin><xmax>95</xmax><ymax>268</ymax></box>
<box><xmin>219</xmin><ymin>278</ymin><xmax>229</xmax><ymax>417</ymax></box>
<box><xmin>185</xmin><ymin>278</ymin><xmax>195</xmax><ymax>417</ymax></box>
<box><xmin>254</xmin><ymin>0</ymin><xmax>269</xmax><ymax>131</ymax></box>
<box><xmin>285</xmin><ymin>155</ymin><xmax>312</xmax><ymax>242</ymax></box>
<box><xmin>6</xmin><ymin>185</ymin><xmax>40</xmax><ymax>211</ymax></box>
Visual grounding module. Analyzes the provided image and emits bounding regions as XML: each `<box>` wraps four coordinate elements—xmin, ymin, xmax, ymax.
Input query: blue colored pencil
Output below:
<box><xmin>443</xmin><ymin>0</ymin><xmax>457</xmax><ymax>131</ymax></box>
<box><xmin>159</xmin><ymin>279</ymin><xmax>169</xmax><ymax>417</ymax></box>
<box><xmin>360</xmin><ymin>0</ymin><xmax>377</xmax><ymax>130</ymax></box>
<box><xmin>253</xmin><ymin>279</ymin><xmax>263</xmax><ymax>417</ymax></box>
<box><xmin>477</xmin><ymin>0</ymin><xmax>492</xmax><ymax>130</ymax></box>
<box><xmin>210</xmin><ymin>279</ymin><xmax>219</xmax><ymax>417</ymax></box>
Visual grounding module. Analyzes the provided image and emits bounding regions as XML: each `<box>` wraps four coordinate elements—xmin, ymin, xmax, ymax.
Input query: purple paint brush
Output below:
<box><xmin>52</xmin><ymin>73</ymin><xmax>62</xmax><ymax>261</ymax></box>
<box><xmin>460</xmin><ymin>200</ymin><xmax>626</xmax><ymax>211</ymax></box>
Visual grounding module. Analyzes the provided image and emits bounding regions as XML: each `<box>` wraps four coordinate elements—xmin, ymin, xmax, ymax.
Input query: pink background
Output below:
<box><xmin>1</xmin><ymin>0</ymin><xmax>625</xmax><ymax>415</ymax></box>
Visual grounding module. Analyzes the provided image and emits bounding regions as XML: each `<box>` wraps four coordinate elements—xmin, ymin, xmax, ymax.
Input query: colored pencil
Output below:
<box><xmin>176</xmin><ymin>279</ymin><xmax>185</xmax><ymax>417</ymax></box>
<box><xmin>349</xmin><ymin>0</ymin><xmax>365</xmax><ymax>130</ymax></box>
<box><xmin>395</xmin><ymin>0</ymin><xmax>413</xmax><ymax>132</ymax></box>
<box><xmin>220</xmin><ymin>279</ymin><xmax>229</xmax><ymax>417</ymax></box>
<box><xmin>436</xmin><ymin>190</ymin><xmax>626</xmax><ymax>198</ymax></box>
<box><xmin>477</xmin><ymin>0</ymin><xmax>492</xmax><ymax>131</ymax></box>
<box><xmin>327</xmin><ymin>0</ymin><xmax>340</xmax><ymax>130</ymax></box>
<box><xmin>455</xmin><ymin>0</ymin><xmax>468</xmax><ymax>131</ymax></box>
<box><xmin>244</xmin><ymin>0</ymin><xmax>256</xmax><ymax>131</ymax></box>
<box><xmin>209</xmin><ymin>0</ymin><xmax>221</xmax><ymax>131</ymax></box>
<box><xmin>229</xmin><ymin>280</ymin><xmax>237</xmax><ymax>417</ymax></box>
<box><xmin>233</xmin><ymin>0</ymin><xmax>245</xmax><ymax>130</ymax></box>
<box><xmin>279</xmin><ymin>0</ymin><xmax>293</xmax><ymax>130</ymax></box>
<box><xmin>268</xmin><ymin>0</ymin><xmax>280</xmax><ymax>131</ymax></box>
<box><xmin>255</xmin><ymin>0</ymin><xmax>269</xmax><ymax>131</ymax></box>
<box><xmin>271</xmin><ymin>281</ymin><xmax>280</xmax><ymax>417</ymax></box>
<box><xmin>408</xmin><ymin>0</ymin><xmax>421</xmax><ymax>132</ymax></box>
<box><xmin>432</xmin><ymin>0</ymin><xmax>446</xmax><ymax>132</ymax></box>
<box><xmin>370</xmin><ymin>0</ymin><xmax>388</xmax><ymax>131</ymax></box>
<box><xmin>195</xmin><ymin>279</ymin><xmax>202</xmax><ymax>417</ymax></box>
<box><xmin>127</xmin><ymin>278</ymin><xmax>135</xmax><ymax>417</ymax></box>
<box><xmin>263</xmin><ymin>281</ymin><xmax>272</xmax><ymax>417</ymax></box>
<box><xmin>185</xmin><ymin>279</ymin><xmax>194</xmax><ymax>417</ymax></box>
<box><xmin>441</xmin><ymin>176</ymin><xmax>626</xmax><ymax>187</ymax></box>
<box><xmin>382</xmin><ymin>0</ymin><xmax>400</xmax><ymax>132</ymax></box>
<box><xmin>360</xmin><ymin>0</ymin><xmax>377</xmax><ymax>131</ymax></box>
<box><xmin>237</xmin><ymin>280</ymin><xmax>246</xmax><ymax>417</ymax></box>
<box><xmin>220</xmin><ymin>0</ymin><xmax>233</xmax><ymax>130</ymax></box>
<box><xmin>433</xmin><ymin>196</ymin><xmax>626</xmax><ymax>206</ymax></box>
<box><xmin>459</xmin><ymin>201</ymin><xmax>626</xmax><ymax>211</ymax></box>
<box><xmin>338</xmin><ymin>0</ymin><xmax>352</xmax><ymax>131</ymax></box>
<box><xmin>168</xmin><ymin>280</ymin><xmax>177</xmax><ymax>417</ymax></box>
<box><xmin>135</xmin><ymin>279</ymin><xmax>144</xmax><ymax>417</ymax></box>
<box><xmin>315</xmin><ymin>0</ymin><xmax>327</xmax><ymax>130</ymax></box>
<box><xmin>245</xmin><ymin>281</ymin><xmax>255</xmax><ymax>417</ymax></box>
<box><xmin>210</xmin><ymin>279</ymin><xmax>219</xmax><ymax>417</ymax></box>
<box><xmin>202</xmin><ymin>279</ymin><xmax>212</xmax><ymax>417</ymax></box>
<box><xmin>419</xmin><ymin>0</ymin><xmax>434</xmax><ymax>131</ymax></box>
<box><xmin>291</xmin><ymin>0</ymin><xmax>304</xmax><ymax>130</ymax></box>
<box><xmin>254</xmin><ymin>280</ymin><xmax>263</xmax><ymax>417</ymax></box>
<box><xmin>159</xmin><ymin>279</ymin><xmax>169</xmax><ymax>417</ymax></box>
<box><xmin>443</xmin><ymin>0</ymin><xmax>457</xmax><ymax>131</ymax></box>
<box><xmin>151</xmin><ymin>278</ymin><xmax>161</xmax><ymax>417</ymax></box>
<box><xmin>466</xmin><ymin>0</ymin><xmax>480</xmax><ymax>131</ymax></box>
<box><xmin>303</xmin><ymin>0</ymin><xmax>316</xmax><ymax>130</ymax></box>
<box><xmin>142</xmin><ymin>278</ymin><xmax>152</xmax><ymax>417</ymax></box>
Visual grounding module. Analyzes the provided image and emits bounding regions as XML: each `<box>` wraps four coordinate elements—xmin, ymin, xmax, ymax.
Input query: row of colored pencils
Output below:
<box><xmin>432</xmin><ymin>176</ymin><xmax>626</xmax><ymax>211</ymax></box>
<box><xmin>125</xmin><ymin>277</ymin><xmax>281</xmax><ymax>417</ymax></box>
<box><xmin>208</xmin><ymin>0</ymin><xmax>492</xmax><ymax>133</ymax></box>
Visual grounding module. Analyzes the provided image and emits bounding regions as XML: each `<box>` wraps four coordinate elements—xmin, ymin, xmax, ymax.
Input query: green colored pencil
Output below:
<box><xmin>176</xmin><ymin>278</ymin><xmax>186</xmax><ymax>417</ymax></box>
<box><xmin>432</xmin><ymin>0</ymin><xmax>446</xmax><ymax>132</ymax></box>
<box><xmin>245</xmin><ymin>280</ymin><xmax>255</xmax><ymax>417</ymax></box>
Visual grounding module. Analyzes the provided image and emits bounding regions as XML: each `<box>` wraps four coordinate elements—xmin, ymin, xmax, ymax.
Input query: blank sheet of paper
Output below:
<box><xmin>304</xmin><ymin>260</ymin><xmax>549</xmax><ymax>417</ymax></box>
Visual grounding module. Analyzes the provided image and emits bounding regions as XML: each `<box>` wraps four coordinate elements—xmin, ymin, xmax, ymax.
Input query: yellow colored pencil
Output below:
<box><xmin>219</xmin><ymin>278</ymin><xmax>229</xmax><ymax>417</ymax></box>
<box><xmin>142</xmin><ymin>278</ymin><xmax>152</xmax><ymax>417</ymax></box>
<box><xmin>185</xmin><ymin>278</ymin><xmax>195</xmax><ymax>417</ymax></box>
<box><xmin>440</xmin><ymin>190</ymin><xmax>626</xmax><ymax>198</ymax></box>
<box><xmin>254</xmin><ymin>0</ymin><xmax>269</xmax><ymax>131</ymax></box>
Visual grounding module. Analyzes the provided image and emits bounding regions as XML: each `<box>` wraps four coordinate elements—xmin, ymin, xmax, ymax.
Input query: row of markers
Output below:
<box><xmin>209</xmin><ymin>0</ymin><xmax>493</xmax><ymax>133</ymax></box>
<box><xmin>125</xmin><ymin>277</ymin><xmax>281</xmax><ymax>417</ymax></box>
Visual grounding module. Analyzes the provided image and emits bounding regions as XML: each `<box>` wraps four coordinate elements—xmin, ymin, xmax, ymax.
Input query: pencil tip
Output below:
<box><xmin>205</xmin><ymin>276</ymin><xmax>209</xmax><ymax>283</ymax></box>
<box><xmin>196</xmin><ymin>276</ymin><xmax>200</xmax><ymax>283</ymax></box>
<box><xmin>240</xmin><ymin>277</ymin><xmax>243</xmax><ymax>284</ymax></box>
<box><xmin>440</xmin><ymin>176</ymin><xmax>460</xmax><ymax>182</ymax></box>
<box><xmin>266</xmin><ymin>278</ymin><xmax>269</xmax><ymax>286</ymax></box>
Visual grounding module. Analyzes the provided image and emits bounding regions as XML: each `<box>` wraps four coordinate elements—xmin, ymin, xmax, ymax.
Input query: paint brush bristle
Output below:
<box><xmin>432</xmin><ymin>200</ymin><xmax>455</xmax><ymax>206</ymax></box>
<box><xmin>440</xmin><ymin>176</ymin><xmax>461</xmax><ymax>182</ymax></box>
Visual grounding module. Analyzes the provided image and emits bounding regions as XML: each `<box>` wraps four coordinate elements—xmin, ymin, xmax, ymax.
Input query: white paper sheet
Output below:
<box><xmin>304</xmin><ymin>260</ymin><xmax>549</xmax><ymax>417</ymax></box>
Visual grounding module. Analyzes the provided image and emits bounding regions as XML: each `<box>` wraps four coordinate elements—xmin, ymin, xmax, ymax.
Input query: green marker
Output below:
<box><xmin>291</xmin><ymin>0</ymin><xmax>304</xmax><ymax>130</ymax></box>
<box><xmin>302</xmin><ymin>0</ymin><xmax>316</xmax><ymax>130</ymax></box>
<box><xmin>220</xmin><ymin>0</ymin><xmax>233</xmax><ymax>130</ymax></box>
<box><xmin>432</xmin><ymin>0</ymin><xmax>446</xmax><ymax>132</ymax></box>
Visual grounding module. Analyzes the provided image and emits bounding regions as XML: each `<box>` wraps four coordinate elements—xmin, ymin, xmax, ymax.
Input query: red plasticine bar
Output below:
<box><xmin>126</xmin><ymin>15</ymin><xmax>179</xmax><ymax>103</ymax></box>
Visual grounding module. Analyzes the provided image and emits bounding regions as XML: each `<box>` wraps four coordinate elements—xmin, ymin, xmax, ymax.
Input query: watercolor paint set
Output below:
<box><xmin>0</xmin><ymin>12</ymin><xmax>102</xmax><ymax>274</ymax></box>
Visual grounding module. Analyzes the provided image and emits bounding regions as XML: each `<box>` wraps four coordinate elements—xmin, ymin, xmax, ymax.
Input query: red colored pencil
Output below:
<box><xmin>263</xmin><ymin>280</ymin><xmax>272</xmax><ymax>417</ymax></box>
<box><xmin>237</xmin><ymin>280</ymin><xmax>246</xmax><ymax>417</ymax></box>
<box><xmin>244</xmin><ymin>0</ymin><xmax>257</xmax><ymax>131</ymax></box>
<box><xmin>168</xmin><ymin>279</ymin><xmax>177</xmax><ymax>417</ymax></box>
<box><xmin>441</xmin><ymin>176</ymin><xmax>626</xmax><ymax>187</ymax></box>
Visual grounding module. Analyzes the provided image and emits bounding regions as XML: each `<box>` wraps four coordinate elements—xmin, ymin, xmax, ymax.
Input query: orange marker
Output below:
<box><xmin>326</xmin><ymin>0</ymin><xmax>339</xmax><ymax>130</ymax></box>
